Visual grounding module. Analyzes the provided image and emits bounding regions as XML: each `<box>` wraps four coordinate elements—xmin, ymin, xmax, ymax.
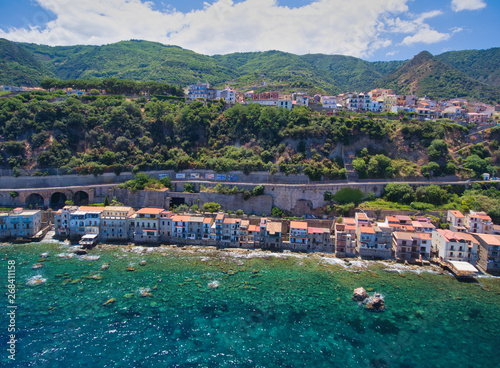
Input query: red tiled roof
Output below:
<box><xmin>136</xmin><ymin>208</ymin><xmax>163</xmax><ymax>215</ymax></box>
<box><xmin>360</xmin><ymin>227</ymin><xmax>375</xmax><ymax>234</ymax></box>
<box><xmin>307</xmin><ymin>227</ymin><xmax>324</xmax><ymax>234</ymax></box>
<box><xmin>290</xmin><ymin>221</ymin><xmax>308</xmax><ymax>229</ymax></box>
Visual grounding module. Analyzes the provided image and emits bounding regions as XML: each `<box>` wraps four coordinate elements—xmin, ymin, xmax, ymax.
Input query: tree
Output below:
<box><xmin>176</xmin><ymin>204</ymin><xmax>189</xmax><ymax>213</ymax></box>
<box><xmin>421</xmin><ymin>161</ymin><xmax>441</xmax><ymax>178</ymax></box>
<box><xmin>183</xmin><ymin>182</ymin><xmax>196</xmax><ymax>193</ymax></box>
<box><xmin>190</xmin><ymin>204</ymin><xmax>199</xmax><ymax>212</ymax></box>
<box><xmin>416</xmin><ymin>185</ymin><xmax>448</xmax><ymax>205</ymax></box>
<box><xmin>203</xmin><ymin>202</ymin><xmax>221</xmax><ymax>213</ymax></box>
<box><xmin>271</xmin><ymin>206</ymin><xmax>284</xmax><ymax>218</ymax></box>
<box><xmin>235</xmin><ymin>209</ymin><xmax>244</xmax><ymax>216</ymax></box>
<box><xmin>352</xmin><ymin>158</ymin><xmax>367</xmax><ymax>178</ymax></box>
<box><xmin>463</xmin><ymin>154</ymin><xmax>490</xmax><ymax>177</ymax></box>
<box><xmin>252</xmin><ymin>185</ymin><xmax>264</xmax><ymax>196</ymax></box>
<box><xmin>383</xmin><ymin>183</ymin><xmax>415</xmax><ymax>204</ymax></box>
<box><xmin>427</xmin><ymin>139</ymin><xmax>448</xmax><ymax>161</ymax></box>
<box><xmin>104</xmin><ymin>195</ymin><xmax>110</xmax><ymax>206</ymax></box>
<box><xmin>331</xmin><ymin>188</ymin><xmax>364</xmax><ymax>204</ymax></box>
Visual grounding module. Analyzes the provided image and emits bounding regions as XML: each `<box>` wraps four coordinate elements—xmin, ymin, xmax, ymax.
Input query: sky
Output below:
<box><xmin>0</xmin><ymin>0</ymin><xmax>497</xmax><ymax>61</ymax></box>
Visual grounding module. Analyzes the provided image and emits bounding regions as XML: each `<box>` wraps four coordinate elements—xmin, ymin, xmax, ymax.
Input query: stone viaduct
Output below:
<box><xmin>0</xmin><ymin>170</ymin><xmax>472</xmax><ymax>215</ymax></box>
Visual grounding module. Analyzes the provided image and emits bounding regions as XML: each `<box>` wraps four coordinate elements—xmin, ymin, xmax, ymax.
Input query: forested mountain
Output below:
<box><xmin>379</xmin><ymin>51</ymin><xmax>500</xmax><ymax>104</ymax></box>
<box><xmin>436</xmin><ymin>48</ymin><xmax>500</xmax><ymax>89</ymax></box>
<box><xmin>0</xmin><ymin>39</ymin><xmax>54</xmax><ymax>86</ymax></box>
<box><xmin>1</xmin><ymin>38</ymin><xmax>499</xmax><ymax>102</ymax></box>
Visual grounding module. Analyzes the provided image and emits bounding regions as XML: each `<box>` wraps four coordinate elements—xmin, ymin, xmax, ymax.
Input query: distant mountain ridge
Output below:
<box><xmin>1</xmin><ymin>38</ymin><xmax>499</xmax><ymax>103</ymax></box>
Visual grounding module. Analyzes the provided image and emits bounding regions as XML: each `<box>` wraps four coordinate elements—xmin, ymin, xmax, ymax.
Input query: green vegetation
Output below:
<box><xmin>380</xmin><ymin>51</ymin><xmax>500</xmax><ymax>104</ymax></box>
<box><xmin>118</xmin><ymin>173</ymin><xmax>171</xmax><ymax>193</ymax></box>
<box><xmin>203</xmin><ymin>202</ymin><xmax>221</xmax><ymax>213</ymax></box>
<box><xmin>0</xmin><ymin>89</ymin><xmax>498</xmax><ymax>180</ymax></box>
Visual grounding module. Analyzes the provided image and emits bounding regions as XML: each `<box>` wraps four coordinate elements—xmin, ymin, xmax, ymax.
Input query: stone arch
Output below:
<box><xmin>73</xmin><ymin>191</ymin><xmax>89</xmax><ymax>206</ymax></box>
<box><xmin>49</xmin><ymin>192</ymin><xmax>67</xmax><ymax>210</ymax></box>
<box><xmin>26</xmin><ymin>193</ymin><xmax>44</xmax><ymax>209</ymax></box>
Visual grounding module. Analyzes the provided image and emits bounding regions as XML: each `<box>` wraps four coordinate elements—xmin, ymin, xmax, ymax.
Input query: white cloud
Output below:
<box><xmin>451</xmin><ymin>0</ymin><xmax>486</xmax><ymax>12</ymax></box>
<box><xmin>400</xmin><ymin>27</ymin><xmax>451</xmax><ymax>46</ymax></box>
<box><xmin>0</xmin><ymin>0</ymin><xmax>456</xmax><ymax>57</ymax></box>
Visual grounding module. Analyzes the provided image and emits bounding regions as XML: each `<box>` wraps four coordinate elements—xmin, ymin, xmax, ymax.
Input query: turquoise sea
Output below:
<box><xmin>1</xmin><ymin>242</ymin><xmax>499</xmax><ymax>368</ymax></box>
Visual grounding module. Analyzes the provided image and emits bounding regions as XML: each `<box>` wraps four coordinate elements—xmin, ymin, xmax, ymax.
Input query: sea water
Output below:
<box><xmin>1</xmin><ymin>242</ymin><xmax>499</xmax><ymax>368</ymax></box>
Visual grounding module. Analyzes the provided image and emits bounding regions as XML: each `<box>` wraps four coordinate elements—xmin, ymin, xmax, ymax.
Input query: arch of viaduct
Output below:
<box><xmin>0</xmin><ymin>188</ymin><xmax>95</xmax><ymax>210</ymax></box>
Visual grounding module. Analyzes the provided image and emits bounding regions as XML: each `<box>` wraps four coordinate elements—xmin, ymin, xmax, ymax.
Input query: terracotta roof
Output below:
<box><xmin>172</xmin><ymin>215</ymin><xmax>190</xmax><ymax>222</ymax></box>
<box><xmin>418</xmin><ymin>233</ymin><xmax>432</xmax><ymax>240</ymax></box>
<box><xmin>355</xmin><ymin>213</ymin><xmax>369</xmax><ymax>220</ymax></box>
<box><xmin>474</xmin><ymin>234</ymin><xmax>500</xmax><ymax>246</ymax></box>
<box><xmin>248</xmin><ymin>225</ymin><xmax>260</xmax><ymax>232</ymax></box>
<box><xmin>290</xmin><ymin>221</ymin><xmax>308</xmax><ymax>229</ymax></box>
<box><xmin>469</xmin><ymin>214</ymin><xmax>492</xmax><ymax>221</ymax></box>
<box><xmin>216</xmin><ymin>213</ymin><xmax>225</xmax><ymax>220</ymax></box>
<box><xmin>136</xmin><ymin>208</ymin><xmax>163</xmax><ymax>215</ymax></box>
<box><xmin>396</xmin><ymin>215</ymin><xmax>412</xmax><ymax>222</ymax></box>
<box><xmin>386</xmin><ymin>216</ymin><xmax>399</xmax><ymax>223</ymax></box>
<box><xmin>308</xmin><ymin>227</ymin><xmax>325</xmax><ymax>234</ymax></box>
<box><xmin>223</xmin><ymin>218</ymin><xmax>241</xmax><ymax>224</ymax></box>
<box><xmin>343</xmin><ymin>218</ymin><xmax>356</xmax><ymax>225</ymax></box>
<box><xmin>203</xmin><ymin>217</ymin><xmax>213</xmax><ymax>224</ymax></box>
<box><xmin>393</xmin><ymin>231</ymin><xmax>419</xmax><ymax>240</ymax></box>
<box><xmin>359</xmin><ymin>227</ymin><xmax>375</xmax><ymax>234</ymax></box>
<box><xmin>79</xmin><ymin>206</ymin><xmax>105</xmax><ymax>212</ymax></box>
<box><xmin>103</xmin><ymin>206</ymin><xmax>133</xmax><ymax>212</ymax></box>
<box><xmin>266</xmin><ymin>222</ymin><xmax>282</xmax><ymax>235</ymax></box>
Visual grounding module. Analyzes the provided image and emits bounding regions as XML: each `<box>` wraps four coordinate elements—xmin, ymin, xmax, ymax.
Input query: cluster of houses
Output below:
<box><xmin>188</xmin><ymin>83</ymin><xmax>500</xmax><ymax>124</ymax></box>
<box><xmin>52</xmin><ymin>205</ymin><xmax>500</xmax><ymax>275</ymax></box>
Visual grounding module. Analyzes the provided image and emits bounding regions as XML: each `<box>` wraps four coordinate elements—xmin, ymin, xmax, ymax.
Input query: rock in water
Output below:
<box><xmin>366</xmin><ymin>293</ymin><xmax>385</xmax><ymax>312</ymax></box>
<box><xmin>352</xmin><ymin>287</ymin><xmax>369</xmax><ymax>302</ymax></box>
<box><xmin>103</xmin><ymin>298</ymin><xmax>116</xmax><ymax>306</ymax></box>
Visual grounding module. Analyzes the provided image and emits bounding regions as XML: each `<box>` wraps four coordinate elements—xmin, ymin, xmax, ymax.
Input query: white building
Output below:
<box><xmin>432</xmin><ymin>229</ymin><xmax>479</xmax><ymax>265</ymax></box>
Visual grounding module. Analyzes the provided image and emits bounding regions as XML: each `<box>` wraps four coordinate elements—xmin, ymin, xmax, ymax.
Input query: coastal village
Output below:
<box><xmin>185</xmin><ymin>83</ymin><xmax>500</xmax><ymax>125</ymax></box>
<box><xmin>2</xmin><ymin>205</ymin><xmax>499</xmax><ymax>277</ymax></box>
<box><xmin>3</xmin><ymin>83</ymin><xmax>500</xmax><ymax>124</ymax></box>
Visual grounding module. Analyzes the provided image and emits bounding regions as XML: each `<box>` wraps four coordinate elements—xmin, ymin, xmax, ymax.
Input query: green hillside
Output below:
<box><xmin>0</xmin><ymin>39</ymin><xmax>499</xmax><ymax>102</ymax></box>
<box><xmin>379</xmin><ymin>51</ymin><xmax>500</xmax><ymax>104</ymax></box>
<box><xmin>299</xmin><ymin>54</ymin><xmax>387</xmax><ymax>92</ymax></box>
<box><xmin>436</xmin><ymin>48</ymin><xmax>500</xmax><ymax>89</ymax></box>
<box><xmin>0</xmin><ymin>38</ymin><xmax>54</xmax><ymax>86</ymax></box>
<box><xmin>21</xmin><ymin>40</ymin><xmax>235</xmax><ymax>86</ymax></box>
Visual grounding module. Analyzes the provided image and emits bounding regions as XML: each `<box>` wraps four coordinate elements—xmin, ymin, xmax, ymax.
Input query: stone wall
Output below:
<box><xmin>170</xmin><ymin>192</ymin><xmax>273</xmax><ymax>215</ymax></box>
<box><xmin>109</xmin><ymin>188</ymin><xmax>170</xmax><ymax>209</ymax></box>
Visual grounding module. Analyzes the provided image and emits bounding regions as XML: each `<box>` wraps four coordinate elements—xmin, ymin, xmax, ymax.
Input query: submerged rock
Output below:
<box><xmin>103</xmin><ymin>298</ymin><xmax>116</xmax><ymax>306</ymax></box>
<box><xmin>32</xmin><ymin>263</ymin><xmax>44</xmax><ymax>270</ymax></box>
<box><xmin>208</xmin><ymin>280</ymin><xmax>220</xmax><ymax>289</ymax></box>
<box><xmin>139</xmin><ymin>261</ymin><xmax>147</xmax><ymax>266</ymax></box>
<box><xmin>353</xmin><ymin>287</ymin><xmax>369</xmax><ymax>302</ymax></box>
<box><xmin>126</xmin><ymin>267</ymin><xmax>136</xmax><ymax>272</ymax></box>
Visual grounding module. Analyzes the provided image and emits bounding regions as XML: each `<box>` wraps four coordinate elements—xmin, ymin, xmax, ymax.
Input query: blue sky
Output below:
<box><xmin>0</xmin><ymin>0</ymin><xmax>497</xmax><ymax>61</ymax></box>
